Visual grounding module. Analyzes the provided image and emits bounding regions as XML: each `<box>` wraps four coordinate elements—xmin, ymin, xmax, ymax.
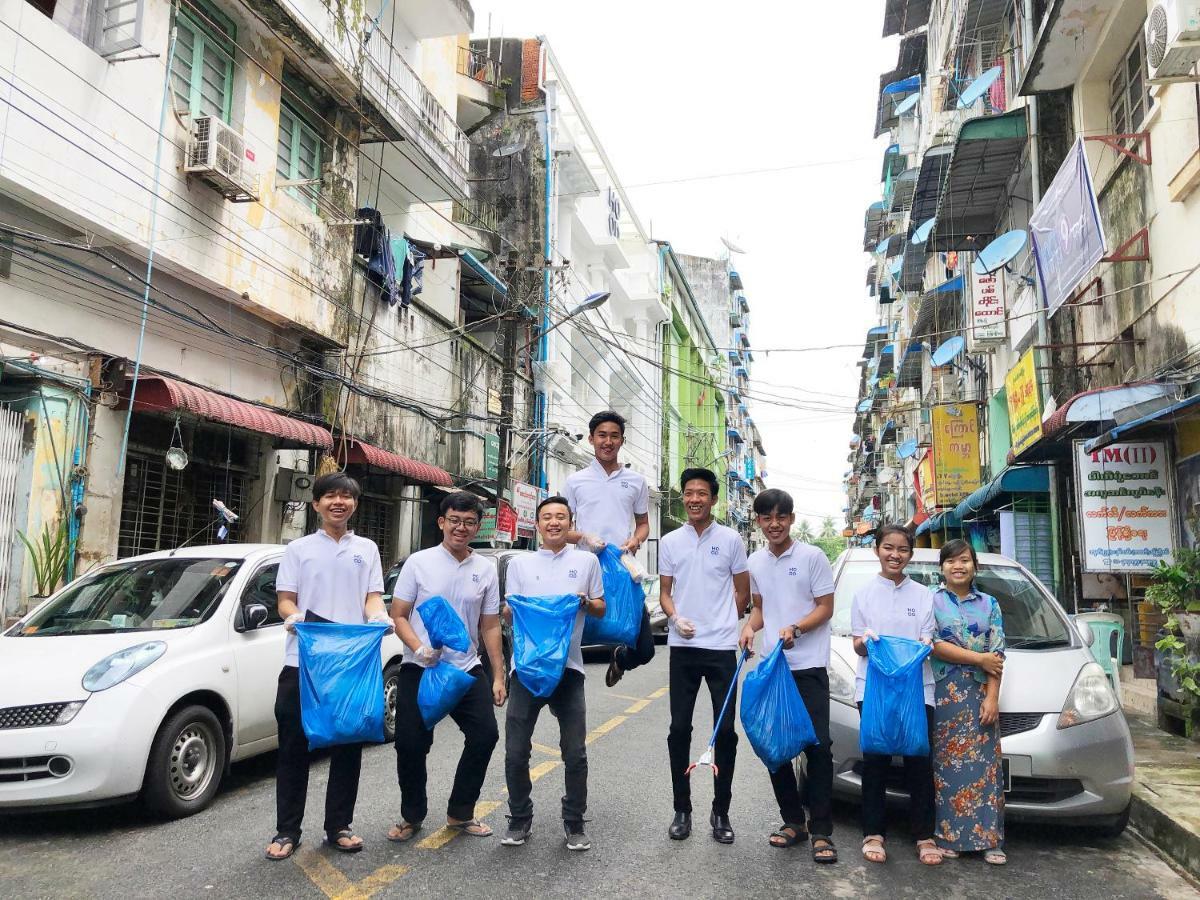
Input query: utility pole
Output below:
<box><xmin>494</xmin><ymin>307</ymin><xmax>518</xmax><ymax>507</ymax></box>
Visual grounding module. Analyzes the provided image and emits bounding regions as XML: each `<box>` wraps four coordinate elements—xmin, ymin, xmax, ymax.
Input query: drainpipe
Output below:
<box><xmin>1023</xmin><ymin>0</ymin><xmax>1046</xmax><ymax>349</ymax></box>
<box><xmin>534</xmin><ymin>50</ymin><xmax>553</xmax><ymax>492</ymax></box>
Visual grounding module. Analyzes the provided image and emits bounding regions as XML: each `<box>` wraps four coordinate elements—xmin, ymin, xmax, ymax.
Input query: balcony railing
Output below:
<box><xmin>457</xmin><ymin>46</ymin><xmax>499</xmax><ymax>86</ymax></box>
<box><xmin>363</xmin><ymin>29</ymin><xmax>470</xmax><ymax>187</ymax></box>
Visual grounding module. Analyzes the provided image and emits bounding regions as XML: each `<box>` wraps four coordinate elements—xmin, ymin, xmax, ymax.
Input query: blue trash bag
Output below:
<box><xmin>507</xmin><ymin>593</ymin><xmax>580</xmax><ymax>698</ymax></box>
<box><xmin>418</xmin><ymin>660</ymin><xmax>475</xmax><ymax>730</ymax></box>
<box><xmin>860</xmin><ymin>635</ymin><xmax>933</xmax><ymax>757</ymax></box>
<box><xmin>417</xmin><ymin>595</ymin><xmax>470</xmax><ymax>652</ymax></box>
<box><xmin>582</xmin><ymin>545</ymin><xmax>643</xmax><ymax>648</ymax></box>
<box><xmin>294</xmin><ymin>621</ymin><xmax>390</xmax><ymax>751</ymax></box>
<box><xmin>739</xmin><ymin>639</ymin><xmax>818</xmax><ymax>773</ymax></box>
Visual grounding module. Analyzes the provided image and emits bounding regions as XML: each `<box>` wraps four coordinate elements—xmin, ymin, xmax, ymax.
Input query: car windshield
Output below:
<box><xmin>12</xmin><ymin>557</ymin><xmax>243</xmax><ymax>636</ymax></box>
<box><xmin>831</xmin><ymin>560</ymin><xmax>1073</xmax><ymax>648</ymax></box>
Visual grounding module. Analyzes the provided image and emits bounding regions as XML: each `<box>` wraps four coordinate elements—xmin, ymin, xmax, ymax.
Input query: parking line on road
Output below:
<box><xmin>608</xmin><ymin>692</ymin><xmax>644</xmax><ymax>702</ymax></box>
<box><xmin>416</xmin><ymin>801</ymin><xmax>503</xmax><ymax>850</ymax></box>
<box><xmin>529</xmin><ymin>759</ymin><xmax>562</xmax><ymax>782</ymax></box>
<box><xmin>293</xmin><ymin>848</ymin><xmax>410</xmax><ymax>900</ymax></box>
<box><xmin>531</xmin><ymin>741</ymin><xmax>560</xmax><ymax>756</ymax></box>
<box><xmin>623</xmin><ymin>698</ymin><xmax>653</xmax><ymax>714</ymax></box>
<box><xmin>586</xmin><ymin>715</ymin><xmax>627</xmax><ymax>744</ymax></box>
<box><xmin>649</xmin><ymin>686</ymin><xmax>669</xmax><ymax>699</ymax></box>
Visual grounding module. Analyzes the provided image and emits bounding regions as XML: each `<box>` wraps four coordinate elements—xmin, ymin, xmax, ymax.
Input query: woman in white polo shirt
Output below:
<box><xmin>850</xmin><ymin>523</ymin><xmax>941</xmax><ymax>867</ymax></box>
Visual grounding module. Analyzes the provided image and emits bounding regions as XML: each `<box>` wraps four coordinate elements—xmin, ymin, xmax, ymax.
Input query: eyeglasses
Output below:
<box><xmin>444</xmin><ymin>517</ymin><xmax>479</xmax><ymax>530</ymax></box>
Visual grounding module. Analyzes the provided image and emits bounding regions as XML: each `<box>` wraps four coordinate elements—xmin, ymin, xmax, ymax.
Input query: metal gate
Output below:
<box><xmin>0</xmin><ymin>406</ymin><xmax>25</xmax><ymax>621</ymax></box>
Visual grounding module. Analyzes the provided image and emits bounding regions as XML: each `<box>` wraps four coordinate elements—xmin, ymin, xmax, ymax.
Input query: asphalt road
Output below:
<box><xmin>1</xmin><ymin>651</ymin><xmax>1196</xmax><ymax>899</ymax></box>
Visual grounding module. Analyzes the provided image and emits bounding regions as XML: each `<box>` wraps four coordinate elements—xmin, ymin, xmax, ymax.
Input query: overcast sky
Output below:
<box><xmin>471</xmin><ymin>0</ymin><xmax>895</xmax><ymax>529</ymax></box>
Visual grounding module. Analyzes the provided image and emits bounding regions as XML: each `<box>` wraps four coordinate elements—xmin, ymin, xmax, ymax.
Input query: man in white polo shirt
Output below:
<box><xmin>386</xmin><ymin>491</ymin><xmax>504</xmax><ymax>844</ymax></box>
<box><xmin>265</xmin><ymin>472</ymin><xmax>391</xmax><ymax>862</ymax></box>
<box><xmin>501</xmin><ymin>496</ymin><xmax>605</xmax><ymax>852</ymax></box>
<box><xmin>658</xmin><ymin>467</ymin><xmax>750</xmax><ymax>845</ymax></box>
<box><xmin>739</xmin><ymin>488</ymin><xmax>838</xmax><ymax>864</ymax></box>
<box><xmin>563</xmin><ymin>410</ymin><xmax>654</xmax><ymax>688</ymax></box>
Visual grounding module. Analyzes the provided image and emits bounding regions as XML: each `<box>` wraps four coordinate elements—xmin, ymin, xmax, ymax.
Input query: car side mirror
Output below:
<box><xmin>244</xmin><ymin>603</ymin><xmax>270</xmax><ymax>631</ymax></box>
<box><xmin>1070</xmin><ymin>615</ymin><xmax>1095</xmax><ymax>647</ymax></box>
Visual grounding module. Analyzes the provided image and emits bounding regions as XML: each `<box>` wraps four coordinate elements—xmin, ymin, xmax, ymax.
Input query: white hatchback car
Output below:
<box><xmin>0</xmin><ymin>544</ymin><xmax>407</xmax><ymax>818</ymax></box>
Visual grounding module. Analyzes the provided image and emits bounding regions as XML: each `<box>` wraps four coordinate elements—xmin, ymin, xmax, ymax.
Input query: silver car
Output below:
<box><xmin>810</xmin><ymin>548</ymin><xmax>1133</xmax><ymax>836</ymax></box>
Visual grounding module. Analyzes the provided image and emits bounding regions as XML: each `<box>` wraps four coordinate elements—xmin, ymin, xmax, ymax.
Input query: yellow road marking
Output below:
<box><xmin>607</xmin><ymin>692</ymin><xmax>644</xmax><ymax>702</ymax></box>
<box><xmin>649</xmin><ymin>686</ymin><xmax>669</xmax><ymax>699</ymax></box>
<box><xmin>531</xmin><ymin>741</ymin><xmax>560</xmax><ymax>756</ymax></box>
<box><xmin>416</xmin><ymin>801</ymin><xmax>503</xmax><ymax>850</ymax></box>
<box><xmin>293</xmin><ymin>848</ymin><xmax>410</xmax><ymax>900</ymax></box>
<box><xmin>623</xmin><ymin>698</ymin><xmax>653</xmax><ymax>714</ymax></box>
<box><xmin>585</xmin><ymin>715</ymin><xmax>627</xmax><ymax>744</ymax></box>
<box><xmin>529</xmin><ymin>759</ymin><xmax>561</xmax><ymax>782</ymax></box>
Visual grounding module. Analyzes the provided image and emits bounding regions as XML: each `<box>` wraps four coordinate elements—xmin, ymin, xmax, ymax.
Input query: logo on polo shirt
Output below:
<box><xmin>620</xmin><ymin>480</ymin><xmax>634</xmax><ymax>490</ymax></box>
<box><xmin>472</xmin><ymin>573</ymin><xmax>481</xmax><ymax>584</ymax></box>
<box><xmin>907</xmin><ymin>607</ymin><xmax>917</xmax><ymax>617</ymax></box>
<box><xmin>568</xmin><ymin>569</ymin><xmax>578</xmax><ymax>579</ymax></box>
<box><xmin>709</xmin><ymin>546</ymin><xmax>720</xmax><ymax>556</ymax></box>
<box><xmin>788</xmin><ymin>567</ymin><xmax>798</xmax><ymax>576</ymax></box>
<box><xmin>352</xmin><ymin>554</ymin><xmax>364</xmax><ymax>565</ymax></box>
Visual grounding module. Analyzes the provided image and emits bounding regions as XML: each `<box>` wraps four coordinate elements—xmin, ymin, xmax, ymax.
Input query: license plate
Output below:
<box><xmin>1002</xmin><ymin>757</ymin><xmax>1012</xmax><ymax>793</ymax></box>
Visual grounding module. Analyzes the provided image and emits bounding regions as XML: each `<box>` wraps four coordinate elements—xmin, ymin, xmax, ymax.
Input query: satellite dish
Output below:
<box><xmin>897</xmin><ymin>438</ymin><xmax>919</xmax><ymax>459</ymax></box>
<box><xmin>911</xmin><ymin>218</ymin><xmax>936</xmax><ymax>244</ymax></box>
<box><xmin>875</xmin><ymin>235</ymin><xmax>892</xmax><ymax>255</ymax></box>
<box><xmin>877</xmin><ymin>466</ymin><xmax>896</xmax><ymax>485</ymax></box>
<box><xmin>888</xmin><ymin>257</ymin><xmax>903</xmax><ymax>276</ymax></box>
<box><xmin>721</xmin><ymin>236</ymin><xmax>747</xmax><ymax>254</ymax></box>
<box><xmin>492</xmin><ymin>141</ymin><xmax>527</xmax><ymax>158</ymax></box>
<box><xmin>973</xmin><ymin>229</ymin><xmax>1028</xmax><ymax>275</ymax></box>
<box><xmin>957</xmin><ymin>66</ymin><xmax>1004</xmax><ymax>109</ymax></box>
<box><xmin>894</xmin><ymin>92</ymin><xmax>920</xmax><ymax>116</ymax></box>
<box><xmin>931</xmin><ymin>335</ymin><xmax>966</xmax><ymax>367</ymax></box>
<box><xmin>856</xmin><ymin>398</ymin><xmax>872</xmax><ymax>413</ymax></box>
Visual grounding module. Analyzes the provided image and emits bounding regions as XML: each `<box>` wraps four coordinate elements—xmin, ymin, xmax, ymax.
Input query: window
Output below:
<box><xmin>171</xmin><ymin>2</ymin><xmax>235</xmax><ymax>121</ymax></box>
<box><xmin>1110</xmin><ymin>30</ymin><xmax>1150</xmax><ymax>136</ymax></box>
<box><xmin>241</xmin><ymin>563</ymin><xmax>283</xmax><ymax>626</ymax></box>
<box><xmin>276</xmin><ymin>101</ymin><xmax>322</xmax><ymax>208</ymax></box>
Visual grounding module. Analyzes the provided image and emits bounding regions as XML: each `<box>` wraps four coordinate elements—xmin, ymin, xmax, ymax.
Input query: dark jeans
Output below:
<box><xmin>614</xmin><ymin>606</ymin><xmax>656</xmax><ymax>671</ymax></box>
<box><xmin>274</xmin><ymin>665</ymin><xmax>363</xmax><ymax>840</ymax></box>
<box><xmin>668</xmin><ymin>647</ymin><xmax>738</xmax><ymax>815</ymax></box>
<box><xmin>505</xmin><ymin>669</ymin><xmax>588</xmax><ymax>824</ymax></box>
<box><xmin>768</xmin><ymin>667</ymin><xmax>833</xmax><ymax>837</ymax></box>
<box><xmin>858</xmin><ymin>702</ymin><xmax>936</xmax><ymax>840</ymax></box>
<box><xmin>394</xmin><ymin>663</ymin><xmax>498</xmax><ymax>824</ymax></box>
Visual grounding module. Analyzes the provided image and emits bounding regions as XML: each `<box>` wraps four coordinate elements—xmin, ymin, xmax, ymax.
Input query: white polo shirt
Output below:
<box><xmin>276</xmin><ymin>529</ymin><xmax>384</xmax><ymax>666</ymax></box>
<box><xmin>659</xmin><ymin>520</ymin><xmax>749</xmax><ymax>651</ymax></box>
<box><xmin>850</xmin><ymin>574</ymin><xmax>936</xmax><ymax>704</ymax></box>
<box><xmin>748</xmin><ymin>541</ymin><xmax>835</xmax><ymax>670</ymax></box>
<box><xmin>563</xmin><ymin>459</ymin><xmax>650</xmax><ymax>546</ymax></box>
<box><xmin>504</xmin><ymin>546</ymin><xmax>603</xmax><ymax>675</ymax></box>
<box><xmin>393</xmin><ymin>545</ymin><xmax>500</xmax><ymax>672</ymax></box>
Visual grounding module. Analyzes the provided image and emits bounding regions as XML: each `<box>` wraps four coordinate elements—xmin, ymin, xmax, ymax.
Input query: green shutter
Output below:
<box><xmin>277</xmin><ymin>100</ymin><xmax>321</xmax><ymax>210</ymax></box>
<box><xmin>171</xmin><ymin>5</ymin><xmax>234</xmax><ymax>122</ymax></box>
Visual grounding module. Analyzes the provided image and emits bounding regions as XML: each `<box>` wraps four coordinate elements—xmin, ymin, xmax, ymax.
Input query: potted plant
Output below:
<box><xmin>16</xmin><ymin>518</ymin><xmax>71</xmax><ymax>600</ymax></box>
<box><xmin>1150</xmin><ymin>549</ymin><xmax>1200</xmax><ymax>738</ymax></box>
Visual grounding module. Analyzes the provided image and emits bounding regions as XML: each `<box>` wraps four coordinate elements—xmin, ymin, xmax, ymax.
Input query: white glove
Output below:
<box><xmin>284</xmin><ymin>612</ymin><xmax>303</xmax><ymax>633</ymax></box>
<box><xmin>861</xmin><ymin>628</ymin><xmax>879</xmax><ymax>642</ymax></box>
<box><xmin>368</xmin><ymin>610</ymin><xmax>394</xmax><ymax>633</ymax></box>
<box><xmin>918</xmin><ymin>636</ymin><xmax>932</xmax><ymax>646</ymax></box>
<box><xmin>415</xmin><ymin>645</ymin><xmax>442</xmax><ymax>665</ymax></box>
<box><xmin>576</xmin><ymin>533</ymin><xmax>607</xmax><ymax>553</ymax></box>
<box><xmin>670</xmin><ymin>615</ymin><xmax>696</xmax><ymax>639</ymax></box>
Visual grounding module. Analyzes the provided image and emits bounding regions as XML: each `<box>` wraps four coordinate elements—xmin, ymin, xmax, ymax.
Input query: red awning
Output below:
<box><xmin>122</xmin><ymin>375</ymin><xmax>332</xmax><ymax>449</ymax></box>
<box><xmin>339</xmin><ymin>439</ymin><xmax>453</xmax><ymax>486</ymax></box>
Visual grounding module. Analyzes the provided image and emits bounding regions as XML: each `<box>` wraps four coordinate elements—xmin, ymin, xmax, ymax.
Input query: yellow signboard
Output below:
<box><xmin>932</xmin><ymin>403</ymin><xmax>981</xmax><ymax>506</ymax></box>
<box><xmin>1005</xmin><ymin>349</ymin><xmax>1043</xmax><ymax>456</ymax></box>
<box><xmin>916</xmin><ymin>450</ymin><xmax>937</xmax><ymax>513</ymax></box>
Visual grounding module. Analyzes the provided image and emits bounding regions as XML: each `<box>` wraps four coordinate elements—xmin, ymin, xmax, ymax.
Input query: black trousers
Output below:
<box><xmin>505</xmin><ymin>669</ymin><xmax>588</xmax><ymax>824</ymax></box>
<box><xmin>768</xmin><ymin>667</ymin><xmax>834</xmax><ymax>837</ymax></box>
<box><xmin>668</xmin><ymin>647</ymin><xmax>738</xmax><ymax>815</ymax></box>
<box><xmin>394</xmin><ymin>663</ymin><xmax>498</xmax><ymax>824</ymax></box>
<box><xmin>614</xmin><ymin>606</ymin><xmax>656</xmax><ymax>672</ymax></box>
<box><xmin>858</xmin><ymin>702</ymin><xmax>936</xmax><ymax>840</ymax></box>
<box><xmin>274</xmin><ymin>665</ymin><xmax>363</xmax><ymax>840</ymax></box>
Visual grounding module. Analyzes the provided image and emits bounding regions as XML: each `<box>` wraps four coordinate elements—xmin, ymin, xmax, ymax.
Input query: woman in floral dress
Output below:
<box><xmin>930</xmin><ymin>539</ymin><xmax>1007</xmax><ymax>865</ymax></box>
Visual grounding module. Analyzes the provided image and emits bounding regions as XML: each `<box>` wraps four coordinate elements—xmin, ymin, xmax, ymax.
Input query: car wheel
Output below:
<box><xmin>1092</xmin><ymin>801</ymin><xmax>1131</xmax><ymax>838</ymax></box>
<box><xmin>143</xmin><ymin>705</ymin><xmax>227</xmax><ymax>819</ymax></box>
<box><xmin>383</xmin><ymin>663</ymin><xmax>402</xmax><ymax>743</ymax></box>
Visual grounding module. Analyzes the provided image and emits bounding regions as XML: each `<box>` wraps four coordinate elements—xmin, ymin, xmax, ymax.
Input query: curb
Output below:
<box><xmin>1130</xmin><ymin>784</ymin><xmax>1200</xmax><ymax>880</ymax></box>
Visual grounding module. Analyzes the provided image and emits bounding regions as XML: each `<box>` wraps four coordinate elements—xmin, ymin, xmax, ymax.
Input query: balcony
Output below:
<box><xmin>457</xmin><ymin>46</ymin><xmax>499</xmax><ymax>86</ymax></box>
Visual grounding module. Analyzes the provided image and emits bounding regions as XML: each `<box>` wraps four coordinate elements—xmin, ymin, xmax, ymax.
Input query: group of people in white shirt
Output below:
<box><xmin>263</xmin><ymin>410</ymin><xmax>1005</xmax><ymax>868</ymax></box>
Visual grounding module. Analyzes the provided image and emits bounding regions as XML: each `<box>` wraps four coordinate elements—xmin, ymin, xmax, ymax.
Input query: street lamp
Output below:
<box><xmin>518</xmin><ymin>291</ymin><xmax>610</xmax><ymax>352</ymax></box>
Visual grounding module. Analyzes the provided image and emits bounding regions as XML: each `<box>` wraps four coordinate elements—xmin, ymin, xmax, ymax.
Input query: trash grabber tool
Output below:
<box><xmin>685</xmin><ymin>647</ymin><xmax>751</xmax><ymax>778</ymax></box>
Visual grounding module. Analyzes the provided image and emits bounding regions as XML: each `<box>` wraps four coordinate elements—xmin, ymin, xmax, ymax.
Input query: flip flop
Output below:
<box><xmin>386</xmin><ymin>822</ymin><xmax>422</xmax><ymax>843</ymax></box>
<box><xmin>326</xmin><ymin>829</ymin><xmax>364</xmax><ymax>853</ymax></box>
<box><xmin>264</xmin><ymin>834</ymin><xmax>300</xmax><ymax>861</ymax></box>
<box><xmin>447</xmin><ymin>818</ymin><xmax>493</xmax><ymax>837</ymax></box>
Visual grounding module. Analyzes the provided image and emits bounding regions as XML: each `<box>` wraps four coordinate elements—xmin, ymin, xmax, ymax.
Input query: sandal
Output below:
<box><xmin>862</xmin><ymin>835</ymin><xmax>886</xmax><ymax>863</ymax></box>
<box><xmin>446</xmin><ymin>818</ymin><xmax>493</xmax><ymax>838</ymax></box>
<box><xmin>264</xmin><ymin>833</ymin><xmax>300</xmax><ymax>861</ymax></box>
<box><xmin>812</xmin><ymin>836</ymin><xmax>838</xmax><ymax>864</ymax></box>
<box><xmin>768</xmin><ymin>823</ymin><xmax>807</xmax><ymax>848</ymax></box>
<box><xmin>326</xmin><ymin>828</ymin><xmax>364</xmax><ymax>853</ymax></box>
<box><xmin>386</xmin><ymin>821</ymin><xmax>422</xmax><ymax>843</ymax></box>
<box><xmin>917</xmin><ymin>839</ymin><xmax>943</xmax><ymax>866</ymax></box>
<box><xmin>984</xmin><ymin>849</ymin><xmax>1007</xmax><ymax>865</ymax></box>
<box><xmin>939</xmin><ymin>847</ymin><xmax>959</xmax><ymax>859</ymax></box>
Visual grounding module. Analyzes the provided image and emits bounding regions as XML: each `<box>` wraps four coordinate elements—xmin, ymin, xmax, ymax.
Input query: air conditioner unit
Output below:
<box><xmin>1145</xmin><ymin>1</ymin><xmax>1200</xmax><ymax>80</ymax></box>
<box><xmin>273</xmin><ymin>468</ymin><xmax>314</xmax><ymax>503</ymax></box>
<box><xmin>185</xmin><ymin>116</ymin><xmax>260</xmax><ymax>202</ymax></box>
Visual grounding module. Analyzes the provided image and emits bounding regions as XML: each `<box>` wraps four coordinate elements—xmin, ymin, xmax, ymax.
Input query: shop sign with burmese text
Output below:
<box><xmin>1075</xmin><ymin>440</ymin><xmax>1174</xmax><ymax>572</ymax></box>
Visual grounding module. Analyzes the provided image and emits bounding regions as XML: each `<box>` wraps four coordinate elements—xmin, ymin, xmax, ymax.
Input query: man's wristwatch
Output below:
<box><xmin>791</xmin><ymin>623</ymin><xmax>804</xmax><ymax>639</ymax></box>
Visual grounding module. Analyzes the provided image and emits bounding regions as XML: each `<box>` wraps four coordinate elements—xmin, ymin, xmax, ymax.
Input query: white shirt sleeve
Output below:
<box><xmin>276</xmin><ymin>543</ymin><xmax>300</xmax><ymax>592</ymax></box>
<box><xmin>585</xmin><ymin>554</ymin><xmax>604</xmax><ymax>598</ymax></box>
<box><xmin>483</xmin><ymin>565</ymin><xmax>500</xmax><ymax>614</ymax></box>
<box><xmin>366</xmin><ymin>543</ymin><xmax>384</xmax><ymax>595</ymax></box>
<box><xmin>919</xmin><ymin>588</ymin><xmax>936</xmax><ymax>640</ymax></box>
<box><xmin>729</xmin><ymin>534</ymin><xmax>749</xmax><ymax>576</ymax></box>
<box><xmin>749</xmin><ymin>568</ymin><xmax>760</xmax><ymax>598</ymax></box>
<box><xmin>809</xmin><ymin>551</ymin><xmax>835</xmax><ymax>597</ymax></box>
<box><xmin>633</xmin><ymin>475</ymin><xmax>649</xmax><ymax>516</ymax></box>
<box><xmin>504</xmin><ymin>560</ymin><xmax>524</xmax><ymax>598</ymax></box>
<box><xmin>850</xmin><ymin>588</ymin><xmax>867</xmax><ymax>637</ymax></box>
<box><xmin>393</xmin><ymin>557</ymin><xmax>419</xmax><ymax>604</ymax></box>
<box><xmin>658</xmin><ymin>536</ymin><xmax>676</xmax><ymax>577</ymax></box>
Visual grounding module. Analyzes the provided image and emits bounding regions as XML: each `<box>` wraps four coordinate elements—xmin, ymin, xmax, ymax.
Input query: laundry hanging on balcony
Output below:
<box><xmin>355</xmin><ymin>207</ymin><xmax>398</xmax><ymax>305</ymax></box>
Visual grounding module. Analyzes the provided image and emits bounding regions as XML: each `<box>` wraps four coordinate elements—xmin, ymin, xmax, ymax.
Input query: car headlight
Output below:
<box><xmin>1057</xmin><ymin>661</ymin><xmax>1119</xmax><ymax>729</ymax></box>
<box><xmin>82</xmin><ymin>641</ymin><xmax>167</xmax><ymax>692</ymax></box>
<box><xmin>55</xmin><ymin>700</ymin><xmax>86</xmax><ymax>724</ymax></box>
<box><xmin>827</xmin><ymin>651</ymin><xmax>857</xmax><ymax>707</ymax></box>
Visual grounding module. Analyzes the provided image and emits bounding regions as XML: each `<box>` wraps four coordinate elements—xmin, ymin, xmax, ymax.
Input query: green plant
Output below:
<box><xmin>1152</xmin><ymin>549</ymin><xmax>1200</xmax><ymax>701</ymax></box>
<box><xmin>17</xmin><ymin>519</ymin><xmax>71</xmax><ymax>597</ymax></box>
